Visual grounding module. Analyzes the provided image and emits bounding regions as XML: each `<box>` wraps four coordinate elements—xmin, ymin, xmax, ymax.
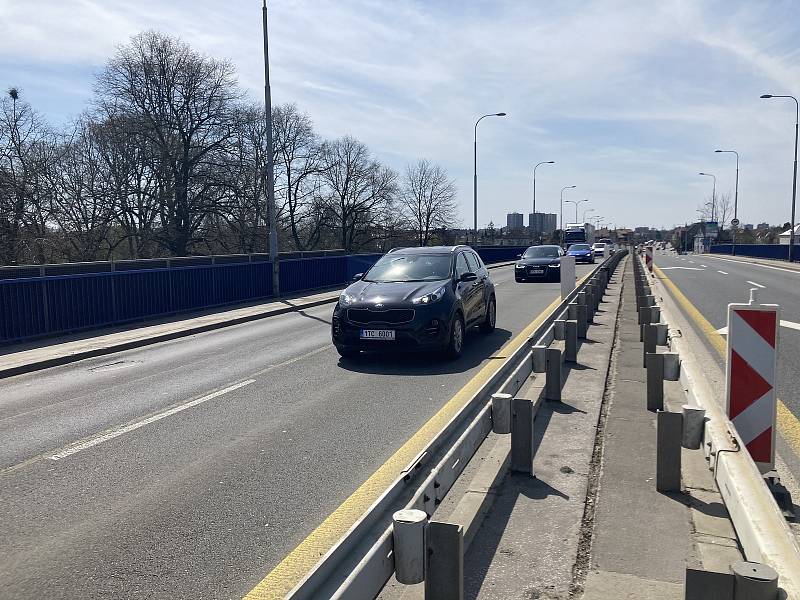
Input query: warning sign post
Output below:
<box><xmin>725</xmin><ymin>302</ymin><xmax>779</xmax><ymax>472</ymax></box>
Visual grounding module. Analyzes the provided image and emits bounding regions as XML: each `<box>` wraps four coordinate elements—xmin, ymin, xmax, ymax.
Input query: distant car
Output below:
<box><xmin>592</xmin><ymin>242</ymin><xmax>607</xmax><ymax>257</ymax></box>
<box><xmin>515</xmin><ymin>245</ymin><xmax>564</xmax><ymax>282</ymax></box>
<box><xmin>331</xmin><ymin>246</ymin><xmax>496</xmax><ymax>359</ymax></box>
<box><xmin>567</xmin><ymin>243</ymin><xmax>595</xmax><ymax>264</ymax></box>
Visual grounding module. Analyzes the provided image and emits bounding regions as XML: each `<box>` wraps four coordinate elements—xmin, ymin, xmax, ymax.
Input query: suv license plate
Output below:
<box><xmin>360</xmin><ymin>329</ymin><xmax>395</xmax><ymax>340</ymax></box>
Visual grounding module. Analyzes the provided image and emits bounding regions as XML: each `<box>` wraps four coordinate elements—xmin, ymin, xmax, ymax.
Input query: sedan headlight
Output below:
<box><xmin>412</xmin><ymin>285</ymin><xmax>446</xmax><ymax>305</ymax></box>
<box><xmin>339</xmin><ymin>292</ymin><xmax>357</xmax><ymax>307</ymax></box>
<box><xmin>551</xmin><ymin>260</ymin><xmax>561</xmax><ymax>267</ymax></box>
<box><xmin>515</xmin><ymin>263</ymin><xmax>525</xmax><ymax>269</ymax></box>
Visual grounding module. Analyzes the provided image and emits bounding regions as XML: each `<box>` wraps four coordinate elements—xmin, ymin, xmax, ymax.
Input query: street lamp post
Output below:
<box><xmin>565</xmin><ymin>198</ymin><xmax>588</xmax><ymax>223</ymax></box>
<box><xmin>532</xmin><ymin>161</ymin><xmax>555</xmax><ymax>243</ymax></box>
<box><xmin>560</xmin><ymin>185</ymin><xmax>576</xmax><ymax>233</ymax></box>
<box><xmin>715</xmin><ymin>149</ymin><xmax>739</xmax><ymax>255</ymax></box>
<box><xmin>761</xmin><ymin>94</ymin><xmax>799</xmax><ymax>261</ymax></box>
<box><xmin>474</xmin><ymin>112</ymin><xmax>507</xmax><ymax>245</ymax></box>
<box><xmin>262</xmin><ymin>0</ymin><xmax>279</xmax><ymax>296</ymax></box>
<box><xmin>699</xmin><ymin>172</ymin><xmax>716</xmax><ymax>221</ymax></box>
<box><xmin>583</xmin><ymin>207</ymin><xmax>595</xmax><ymax>223</ymax></box>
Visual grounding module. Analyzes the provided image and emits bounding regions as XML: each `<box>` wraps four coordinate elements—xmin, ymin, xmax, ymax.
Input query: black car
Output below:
<box><xmin>332</xmin><ymin>246</ymin><xmax>497</xmax><ymax>359</ymax></box>
<box><xmin>515</xmin><ymin>245</ymin><xmax>564</xmax><ymax>282</ymax></box>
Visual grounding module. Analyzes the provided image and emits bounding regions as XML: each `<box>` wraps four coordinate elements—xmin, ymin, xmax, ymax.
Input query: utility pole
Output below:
<box><xmin>263</xmin><ymin>0</ymin><xmax>279</xmax><ymax>295</ymax></box>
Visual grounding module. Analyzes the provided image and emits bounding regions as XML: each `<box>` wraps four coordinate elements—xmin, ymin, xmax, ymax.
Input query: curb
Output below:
<box><xmin>1</xmin><ymin>261</ymin><xmax>517</xmax><ymax>379</ymax></box>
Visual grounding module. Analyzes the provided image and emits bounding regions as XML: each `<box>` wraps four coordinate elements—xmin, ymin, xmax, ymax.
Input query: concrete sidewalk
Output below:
<box><xmin>583</xmin><ymin>257</ymin><xmax>742</xmax><ymax>599</ymax></box>
<box><xmin>443</xmin><ymin>257</ymin><xmax>743</xmax><ymax>599</ymax></box>
<box><xmin>0</xmin><ymin>288</ymin><xmax>340</xmax><ymax>378</ymax></box>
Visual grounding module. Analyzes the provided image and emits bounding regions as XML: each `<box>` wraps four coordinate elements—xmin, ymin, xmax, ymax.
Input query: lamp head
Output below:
<box><xmin>496</xmin><ymin>112</ymin><xmax>507</xmax><ymax>116</ymax></box>
<box><xmin>760</xmin><ymin>94</ymin><xmax>773</xmax><ymax>99</ymax></box>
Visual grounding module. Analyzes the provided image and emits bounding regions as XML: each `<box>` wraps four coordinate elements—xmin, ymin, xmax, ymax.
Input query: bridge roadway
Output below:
<box><xmin>653</xmin><ymin>252</ymin><xmax>800</xmax><ymax>506</ymax></box>
<box><xmin>0</xmin><ymin>262</ymin><xmax>594</xmax><ymax>599</ymax></box>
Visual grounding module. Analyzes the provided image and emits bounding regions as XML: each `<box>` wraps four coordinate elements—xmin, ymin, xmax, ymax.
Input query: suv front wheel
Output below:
<box><xmin>446</xmin><ymin>314</ymin><xmax>465</xmax><ymax>359</ymax></box>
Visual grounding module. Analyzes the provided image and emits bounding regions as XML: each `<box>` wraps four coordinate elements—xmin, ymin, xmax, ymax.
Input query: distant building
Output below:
<box><xmin>757</xmin><ymin>222</ymin><xmax>770</xmax><ymax>230</ymax></box>
<box><xmin>528</xmin><ymin>212</ymin><xmax>557</xmax><ymax>234</ymax></box>
<box><xmin>507</xmin><ymin>212</ymin><xmax>524</xmax><ymax>230</ymax></box>
<box><xmin>744</xmin><ymin>224</ymin><xmax>754</xmax><ymax>231</ymax></box>
<box><xmin>779</xmin><ymin>224</ymin><xmax>800</xmax><ymax>245</ymax></box>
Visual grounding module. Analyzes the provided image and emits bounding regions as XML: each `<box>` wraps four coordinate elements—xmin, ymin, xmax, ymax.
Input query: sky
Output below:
<box><xmin>1</xmin><ymin>0</ymin><xmax>799</xmax><ymax>231</ymax></box>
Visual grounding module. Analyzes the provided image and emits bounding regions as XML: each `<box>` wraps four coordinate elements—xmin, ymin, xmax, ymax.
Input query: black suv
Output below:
<box><xmin>332</xmin><ymin>246</ymin><xmax>497</xmax><ymax>359</ymax></box>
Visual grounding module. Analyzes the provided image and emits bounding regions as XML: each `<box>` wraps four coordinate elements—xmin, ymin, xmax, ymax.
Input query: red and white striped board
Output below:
<box><xmin>725</xmin><ymin>303</ymin><xmax>780</xmax><ymax>472</ymax></box>
<box><xmin>645</xmin><ymin>246</ymin><xmax>653</xmax><ymax>272</ymax></box>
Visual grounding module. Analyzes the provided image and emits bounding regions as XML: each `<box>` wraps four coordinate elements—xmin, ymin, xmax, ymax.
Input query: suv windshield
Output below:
<box><xmin>364</xmin><ymin>254</ymin><xmax>452</xmax><ymax>282</ymax></box>
<box><xmin>523</xmin><ymin>247</ymin><xmax>559</xmax><ymax>259</ymax></box>
<box><xmin>570</xmin><ymin>244</ymin><xmax>591</xmax><ymax>251</ymax></box>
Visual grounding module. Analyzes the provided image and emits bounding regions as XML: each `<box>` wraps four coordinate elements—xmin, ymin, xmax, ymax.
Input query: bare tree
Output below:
<box><xmin>95</xmin><ymin>30</ymin><xmax>240</xmax><ymax>256</ymax></box>
<box><xmin>0</xmin><ymin>88</ymin><xmax>54</xmax><ymax>264</ymax></box>
<box><xmin>48</xmin><ymin>119</ymin><xmax>116</xmax><ymax>261</ymax></box>
<box><xmin>321</xmin><ymin>136</ymin><xmax>397</xmax><ymax>252</ymax></box>
<box><xmin>273</xmin><ymin>103</ymin><xmax>328</xmax><ymax>251</ymax></box>
<box><xmin>400</xmin><ymin>159</ymin><xmax>458</xmax><ymax>246</ymax></box>
<box><xmin>696</xmin><ymin>191</ymin><xmax>733</xmax><ymax>228</ymax></box>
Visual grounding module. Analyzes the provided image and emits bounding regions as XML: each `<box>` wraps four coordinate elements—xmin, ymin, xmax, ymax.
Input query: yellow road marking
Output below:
<box><xmin>244</xmin><ymin>273</ymin><xmax>592</xmax><ymax>599</ymax></box>
<box><xmin>654</xmin><ymin>265</ymin><xmax>800</xmax><ymax>460</ymax></box>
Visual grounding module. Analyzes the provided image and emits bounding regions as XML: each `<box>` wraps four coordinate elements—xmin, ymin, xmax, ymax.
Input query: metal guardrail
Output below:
<box><xmin>633</xmin><ymin>251</ymin><xmax>800</xmax><ymax>598</ymax></box>
<box><xmin>286</xmin><ymin>250</ymin><xmax>628</xmax><ymax>599</ymax></box>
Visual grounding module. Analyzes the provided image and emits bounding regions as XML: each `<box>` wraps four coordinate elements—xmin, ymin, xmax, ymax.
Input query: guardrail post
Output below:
<box><xmin>392</xmin><ymin>509</ymin><xmax>427</xmax><ymax>584</ymax></box>
<box><xmin>511</xmin><ymin>398</ymin><xmax>534</xmax><ymax>475</ymax></box>
<box><xmin>568</xmin><ymin>302</ymin><xmax>588</xmax><ymax>338</ymax></box>
<box><xmin>643</xmin><ymin>324</ymin><xmax>658</xmax><ymax>368</ymax></box>
<box><xmin>491</xmin><ymin>393</ymin><xmax>512</xmax><ymax>434</ymax></box>
<box><xmin>425</xmin><ymin>521</ymin><xmax>463</xmax><ymax>600</ymax></box>
<box><xmin>531</xmin><ymin>345</ymin><xmax>547</xmax><ymax>373</ymax></box>
<box><xmin>638</xmin><ymin>306</ymin><xmax>652</xmax><ymax>326</ymax></box>
<box><xmin>655</xmin><ymin>323</ymin><xmax>669</xmax><ymax>346</ymax></box>
<box><xmin>565</xmin><ymin>320</ymin><xmax>578</xmax><ymax>363</ymax></box>
<box><xmin>545</xmin><ymin>347</ymin><xmax>562</xmax><ymax>401</ymax></box>
<box><xmin>656</xmin><ymin>410</ymin><xmax>682</xmax><ymax>492</ymax></box>
<box><xmin>731</xmin><ymin>561</ymin><xmax>778</xmax><ymax>600</ymax></box>
<box><xmin>663</xmin><ymin>353</ymin><xmax>681</xmax><ymax>381</ymax></box>
<box><xmin>681</xmin><ymin>405</ymin><xmax>706</xmax><ymax>450</ymax></box>
<box><xmin>646</xmin><ymin>353</ymin><xmax>664</xmax><ymax>411</ymax></box>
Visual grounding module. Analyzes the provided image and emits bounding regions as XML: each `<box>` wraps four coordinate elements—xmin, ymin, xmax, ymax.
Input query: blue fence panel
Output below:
<box><xmin>46</xmin><ymin>274</ymin><xmax>116</xmax><ymax>333</ymax></box>
<box><xmin>281</xmin><ymin>255</ymin><xmax>348</xmax><ymax>294</ymax></box>
<box><xmin>0</xmin><ymin>278</ymin><xmax>47</xmax><ymax>342</ymax></box>
<box><xmin>710</xmin><ymin>244</ymin><xmax>800</xmax><ymax>261</ymax></box>
<box><xmin>114</xmin><ymin>268</ymin><xmax>173</xmax><ymax>322</ymax></box>
<box><xmin>0</xmin><ymin>248</ymin><xmax>529</xmax><ymax>345</ymax></box>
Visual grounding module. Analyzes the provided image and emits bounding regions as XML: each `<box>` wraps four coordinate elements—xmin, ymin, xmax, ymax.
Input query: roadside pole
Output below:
<box><xmin>263</xmin><ymin>0</ymin><xmax>280</xmax><ymax>296</ymax></box>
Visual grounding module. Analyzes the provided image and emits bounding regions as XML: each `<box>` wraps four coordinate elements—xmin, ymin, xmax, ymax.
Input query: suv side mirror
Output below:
<box><xmin>460</xmin><ymin>272</ymin><xmax>478</xmax><ymax>282</ymax></box>
<box><xmin>352</xmin><ymin>273</ymin><xmax>364</xmax><ymax>281</ymax></box>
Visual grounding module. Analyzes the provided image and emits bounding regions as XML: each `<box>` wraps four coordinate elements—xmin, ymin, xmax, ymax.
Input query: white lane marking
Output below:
<box><xmin>658</xmin><ymin>266</ymin><xmax>706</xmax><ymax>271</ymax></box>
<box><xmin>747</xmin><ymin>280</ymin><xmax>765</xmax><ymax>289</ymax></box>
<box><xmin>780</xmin><ymin>320</ymin><xmax>800</xmax><ymax>332</ymax></box>
<box><xmin>700</xmin><ymin>264</ymin><xmax>708</xmax><ymax>268</ymax></box>
<box><xmin>689</xmin><ymin>260</ymin><xmax>696</xmax><ymax>263</ymax></box>
<box><xmin>705</xmin><ymin>255</ymin><xmax>800</xmax><ymax>275</ymax></box>
<box><xmin>718</xmin><ymin>270</ymin><xmax>728</xmax><ymax>275</ymax></box>
<box><xmin>48</xmin><ymin>379</ymin><xmax>255</xmax><ymax>461</ymax></box>
<box><xmin>717</xmin><ymin>320</ymin><xmax>800</xmax><ymax>336</ymax></box>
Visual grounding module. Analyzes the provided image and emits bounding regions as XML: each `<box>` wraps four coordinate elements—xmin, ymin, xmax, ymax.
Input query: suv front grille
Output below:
<box><xmin>347</xmin><ymin>308</ymin><xmax>415</xmax><ymax>325</ymax></box>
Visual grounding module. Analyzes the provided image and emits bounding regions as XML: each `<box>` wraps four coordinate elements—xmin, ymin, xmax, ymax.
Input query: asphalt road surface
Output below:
<box><xmin>654</xmin><ymin>252</ymin><xmax>800</xmax><ymax>489</ymax></box>
<box><xmin>0</xmin><ymin>262</ymin><xmax>593</xmax><ymax>600</ymax></box>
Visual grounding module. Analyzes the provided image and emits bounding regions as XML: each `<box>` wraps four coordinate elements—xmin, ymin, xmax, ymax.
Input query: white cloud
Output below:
<box><xmin>1</xmin><ymin>0</ymin><xmax>799</xmax><ymax>228</ymax></box>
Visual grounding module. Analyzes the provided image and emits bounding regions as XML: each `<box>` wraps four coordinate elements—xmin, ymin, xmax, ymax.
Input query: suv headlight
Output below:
<box><xmin>412</xmin><ymin>285</ymin><xmax>446</xmax><ymax>305</ymax></box>
<box><xmin>515</xmin><ymin>263</ymin><xmax>525</xmax><ymax>269</ymax></box>
<box><xmin>339</xmin><ymin>292</ymin><xmax>357</xmax><ymax>307</ymax></box>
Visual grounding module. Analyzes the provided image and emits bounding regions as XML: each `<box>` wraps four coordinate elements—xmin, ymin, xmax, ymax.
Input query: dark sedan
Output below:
<box><xmin>332</xmin><ymin>246</ymin><xmax>497</xmax><ymax>359</ymax></box>
<box><xmin>567</xmin><ymin>243</ymin><xmax>595</xmax><ymax>264</ymax></box>
<box><xmin>515</xmin><ymin>245</ymin><xmax>563</xmax><ymax>282</ymax></box>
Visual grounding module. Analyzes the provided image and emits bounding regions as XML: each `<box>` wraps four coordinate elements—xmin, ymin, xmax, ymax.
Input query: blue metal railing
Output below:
<box><xmin>1</xmin><ymin>247</ymin><xmax>529</xmax><ymax>345</ymax></box>
<box><xmin>710</xmin><ymin>244</ymin><xmax>800</xmax><ymax>261</ymax></box>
